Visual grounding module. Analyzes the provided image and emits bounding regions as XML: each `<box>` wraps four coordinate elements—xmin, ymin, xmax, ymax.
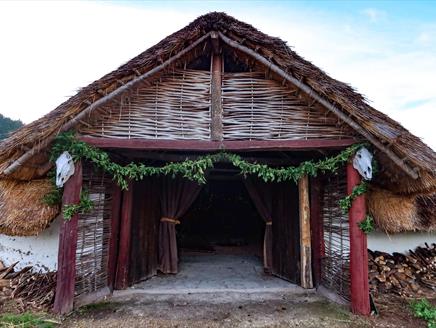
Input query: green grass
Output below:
<box><xmin>0</xmin><ymin>313</ymin><xmax>57</xmax><ymax>328</ymax></box>
<box><xmin>410</xmin><ymin>299</ymin><xmax>436</xmax><ymax>328</ymax></box>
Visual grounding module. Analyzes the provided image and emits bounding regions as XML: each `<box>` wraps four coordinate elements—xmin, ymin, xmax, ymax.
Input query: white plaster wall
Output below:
<box><xmin>0</xmin><ymin>216</ymin><xmax>60</xmax><ymax>271</ymax></box>
<box><xmin>368</xmin><ymin>230</ymin><xmax>436</xmax><ymax>254</ymax></box>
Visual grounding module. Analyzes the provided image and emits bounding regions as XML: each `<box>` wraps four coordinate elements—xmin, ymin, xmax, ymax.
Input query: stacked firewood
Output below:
<box><xmin>369</xmin><ymin>243</ymin><xmax>436</xmax><ymax>297</ymax></box>
<box><xmin>0</xmin><ymin>262</ymin><xmax>56</xmax><ymax>311</ymax></box>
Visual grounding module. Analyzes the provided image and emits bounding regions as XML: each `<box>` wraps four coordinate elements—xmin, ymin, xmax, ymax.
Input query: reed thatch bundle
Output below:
<box><xmin>0</xmin><ymin>179</ymin><xmax>59</xmax><ymax>236</ymax></box>
<box><xmin>0</xmin><ymin>12</ymin><xmax>433</xmax><ymax>194</ymax></box>
<box><xmin>367</xmin><ymin>187</ymin><xmax>435</xmax><ymax>233</ymax></box>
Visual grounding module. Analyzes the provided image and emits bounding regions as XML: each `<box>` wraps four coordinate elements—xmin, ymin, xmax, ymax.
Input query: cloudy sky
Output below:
<box><xmin>0</xmin><ymin>1</ymin><xmax>435</xmax><ymax>149</ymax></box>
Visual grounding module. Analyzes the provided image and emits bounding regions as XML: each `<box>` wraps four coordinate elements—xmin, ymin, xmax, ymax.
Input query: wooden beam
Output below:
<box><xmin>298</xmin><ymin>175</ymin><xmax>313</xmax><ymax>289</ymax></box>
<box><xmin>347</xmin><ymin>162</ymin><xmax>370</xmax><ymax>315</ymax></box>
<box><xmin>79</xmin><ymin>137</ymin><xmax>357</xmax><ymax>151</ymax></box>
<box><xmin>310</xmin><ymin>176</ymin><xmax>324</xmax><ymax>288</ymax></box>
<box><xmin>107</xmin><ymin>183</ymin><xmax>122</xmax><ymax>291</ymax></box>
<box><xmin>3</xmin><ymin>32</ymin><xmax>213</xmax><ymax>176</ymax></box>
<box><xmin>210</xmin><ymin>31</ymin><xmax>221</xmax><ymax>55</ymax></box>
<box><xmin>210</xmin><ymin>50</ymin><xmax>223</xmax><ymax>141</ymax></box>
<box><xmin>217</xmin><ymin>32</ymin><xmax>419</xmax><ymax>180</ymax></box>
<box><xmin>115</xmin><ymin>181</ymin><xmax>134</xmax><ymax>290</ymax></box>
<box><xmin>53</xmin><ymin>161</ymin><xmax>82</xmax><ymax>314</ymax></box>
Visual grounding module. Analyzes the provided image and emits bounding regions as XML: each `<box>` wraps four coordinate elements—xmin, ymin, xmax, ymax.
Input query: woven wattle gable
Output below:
<box><xmin>77</xmin><ymin>68</ymin><xmax>357</xmax><ymax>141</ymax></box>
<box><xmin>78</xmin><ymin>69</ymin><xmax>212</xmax><ymax>140</ymax></box>
<box><xmin>222</xmin><ymin>71</ymin><xmax>357</xmax><ymax>140</ymax></box>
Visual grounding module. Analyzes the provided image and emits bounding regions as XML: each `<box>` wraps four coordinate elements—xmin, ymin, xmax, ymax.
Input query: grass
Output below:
<box><xmin>0</xmin><ymin>312</ymin><xmax>58</xmax><ymax>328</ymax></box>
<box><xmin>410</xmin><ymin>299</ymin><xmax>436</xmax><ymax>328</ymax></box>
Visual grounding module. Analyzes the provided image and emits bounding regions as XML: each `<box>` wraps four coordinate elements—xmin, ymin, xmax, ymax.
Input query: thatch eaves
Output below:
<box><xmin>0</xmin><ymin>12</ymin><xmax>434</xmax><ymax>195</ymax></box>
<box><xmin>367</xmin><ymin>187</ymin><xmax>435</xmax><ymax>233</ymax></box>
<box><xmin>0</xmin><ymin>179</ymin><xmax>59</xmax><ymax>236</ymax></box>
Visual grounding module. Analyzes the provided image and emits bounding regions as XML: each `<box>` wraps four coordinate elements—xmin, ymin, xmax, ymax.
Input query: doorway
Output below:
<box><xmin>128</xmin><ymin>169</ymin><xmax>301</xmax><ymax>290</ymax></box>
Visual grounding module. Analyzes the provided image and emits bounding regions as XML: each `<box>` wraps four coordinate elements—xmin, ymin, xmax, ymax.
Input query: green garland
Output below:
<box><xmin>45</xmin><ymin>131</ymin><xmax>374</xmax><ymax>233</ymax></box>
<box><xmin>358</xmin><ymin>215</ymin><xmax>375</xmax><ymax>234</ymax></box>
<box><xmin>63</xmin><ymin>189</ymin><xmax>93</xmax><ymax>221</ymax></box>
<box><xmin>339</xmin><ymin>181</ymin><xmax>368</xmax><ymax>213</ymax></box>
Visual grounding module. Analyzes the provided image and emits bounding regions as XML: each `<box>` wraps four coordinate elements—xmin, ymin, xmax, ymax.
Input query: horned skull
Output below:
<box><xmin>353</xmin><ymin>147</ymin><xmax>373</xmax><ymax>180</ymax></box>
<box><xmin>55</xmin><ymin>151</ymin><xmax>75</xmax><ymax>188</ymax></box>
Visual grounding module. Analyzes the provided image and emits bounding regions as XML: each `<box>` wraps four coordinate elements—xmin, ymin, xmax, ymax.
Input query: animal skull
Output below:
<box><xmin>353</xmin><ymin>147</ymin><xmax>373</xmax><ymax>180</ymax></box>
<box><xmin>56</xmin><ymin>151</ymin><xmax>75</xmax><ymax>188</ymax></box>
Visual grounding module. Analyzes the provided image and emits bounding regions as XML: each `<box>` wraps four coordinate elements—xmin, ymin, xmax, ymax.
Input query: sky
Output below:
<box><xmin>0</xmin><ymin>0</ymin><xmax>435</xmax><ymax>149</ymax></box>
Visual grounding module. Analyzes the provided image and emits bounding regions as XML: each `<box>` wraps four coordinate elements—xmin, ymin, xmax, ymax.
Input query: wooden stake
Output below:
<box><xmin>115</xmin><ymin>181</ymin><xmax>133</xmax><ymax>290</ymax></box>
<box><xmin>210</xmin><ymin>47</ymin><xmax>223</xmax><ymax>141</ymax></box>
<box><xmin>310</xmin><ymin>176</ymin><xmax>323</xmax><ymax>287</ymax></box>
<box><xmin>107</xmin><ymin>183</ymin><xmax>122</xmax><ymax>291</ymax></box>
<box><xmin>299</xmin><ymin>175</ymin><xmax>313</xmax><ymax>289</ymax></box>
<box><xmin>53</xmin><ymin>161</ymin><xmax>82</xmax><ymax>314</ymax></box>
<box><xmin>347</xmin><ymin>162</ymin><xmax>370</xmax><ymax>315</ymax></box>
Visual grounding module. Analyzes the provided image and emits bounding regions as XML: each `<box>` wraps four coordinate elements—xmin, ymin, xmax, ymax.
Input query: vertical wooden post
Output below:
<box><xmin>347</xmin><ymin>162</ymin><xmax>370</xmax><ymax>315</ymax></box>
<box><xmin>107</xmin><ymin>183</ymin><xmax>122</xmax><ymax>291</ymax></box>
<box><xmin>310</xmin><ymin>176</ymin><xmax>323</xmax><ymax>287</ymax></box>
<box><xmin>53</xmin><ymin>161</ymin><xmax>82</xmax><ymax>314</ymax></box>
<box><xmin>299</xmin><ymin>175</ymin><xmax>313</xmax><ymax>288</ymax></box>
<box><xmin>115</xmin><ymin>181</ymin><xmax>133</xmax><ymax>289</ymax></box>
<box><xmin>210</xmin><ymin>31</ymin><xmax>223</xmax><ymax>141</ymax></box>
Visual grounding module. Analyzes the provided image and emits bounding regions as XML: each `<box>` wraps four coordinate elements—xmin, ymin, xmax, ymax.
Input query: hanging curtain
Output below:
<box><xmin>244</xmin><ymin>178</ymin><xmax>274</xmax><ymax>273</ymax></box>
<box><xmin>158</xmin><ymin>176</ymin><xmax>202</xmax><ymax>274</ymax></box>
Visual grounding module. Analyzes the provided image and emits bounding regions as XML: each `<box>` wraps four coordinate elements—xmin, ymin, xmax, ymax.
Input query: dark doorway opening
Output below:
<box><xmin>179</xmin><ymin>178</ymin><xmax>264</xmax><ymax>259</ymax></box>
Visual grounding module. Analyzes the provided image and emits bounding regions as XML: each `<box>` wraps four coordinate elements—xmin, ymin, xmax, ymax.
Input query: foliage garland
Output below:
<box><xmin>44</xmin><ymin>131</ymin><xmax>373</xmax><ymax>233</ymax></box>
<box><xmin>358</xmin><ymin>215</ymin><xmax>375</xmax><ymax>234</ymax></box>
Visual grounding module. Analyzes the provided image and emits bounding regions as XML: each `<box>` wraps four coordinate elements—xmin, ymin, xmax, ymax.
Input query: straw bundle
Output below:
<box><xmin>0</xmin><ymin>179</ymin><xmax>59</xmax><ymax>236</ymax></box>
<box><xmin>367</xmin><ymin>187</ymin><xmax>435</xmax><ymax>233</ymax></box>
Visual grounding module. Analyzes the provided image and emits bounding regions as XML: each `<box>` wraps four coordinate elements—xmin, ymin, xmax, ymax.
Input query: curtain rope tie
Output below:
<box><xmin>161</xmin><ymin>217</ymin><xmax>181</xmax><ymax>224</ymax></box>
<box><xmin>266</xmin><ymin>221</ymin><xmax>272</xmax><ymax>226</ymax></box>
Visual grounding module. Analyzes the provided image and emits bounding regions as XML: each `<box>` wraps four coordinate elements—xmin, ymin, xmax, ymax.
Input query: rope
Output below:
<box><xmin>160</xmin><ymin>217</ymin><xmax>181</xmax><ymax>224</ymax></box>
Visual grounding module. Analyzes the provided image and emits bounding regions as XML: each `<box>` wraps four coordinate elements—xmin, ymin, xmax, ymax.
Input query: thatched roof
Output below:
<box><xmin>0</xmin><ymin>12</ymin><xmax>434</xmax><ymax>193</ymax></box>
<box><xmin>0</xmin><ymin>179</ymin><xmax>59</xmax><ymax>236</ymax></box>
<box><xmin>367</xmin><ymin>187</ymin><xmax>435</xmax><ymax>233</ymax></box>
<box><xmin>0</xmin><ymin>12</ymin><xmax>434</xmax><ymax>235</ymax></box>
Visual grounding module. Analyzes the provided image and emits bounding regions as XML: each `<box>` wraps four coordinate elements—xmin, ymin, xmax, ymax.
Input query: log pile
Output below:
<box><xmin>369</xmin><ymin>243</ymin><xmax>436</xmax><ymax>298</ymax></box>
<box><xmin>0</xmin><ymin>262</ymin><xmax>56</xmax><ymax>311</ymax></box>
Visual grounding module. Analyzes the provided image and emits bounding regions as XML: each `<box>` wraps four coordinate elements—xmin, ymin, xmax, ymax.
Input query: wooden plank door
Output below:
<box><xmin>271</xmin><ymin>182</ymin><xmax>300</xmax><ymax>283</ymax></box>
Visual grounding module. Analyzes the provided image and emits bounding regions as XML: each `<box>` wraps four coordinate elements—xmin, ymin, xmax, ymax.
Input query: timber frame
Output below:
<box><xmin>3</xmin><ymin>32</ymin><xmax>419</xmax><ymax>179</ymax></box>
<box><xmin>21</xmin><ymin>17</ymin><xmax>390</xmax><ymax>316</ymax></box>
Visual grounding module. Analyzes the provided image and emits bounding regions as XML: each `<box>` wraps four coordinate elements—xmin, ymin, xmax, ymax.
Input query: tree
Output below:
<box><xmin>0</xmin><ymin>114</ymin><xmax>23</xmax><ymax>140</ymax></box>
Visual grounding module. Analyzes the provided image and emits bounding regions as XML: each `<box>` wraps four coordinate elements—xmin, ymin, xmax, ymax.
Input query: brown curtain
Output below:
<box><xmin>244</xmin><ymin>178</ymin><xmax>273</xmax><ymax>273</ymax></box>
<box><xmin>158</xmin><ymin>176</ymin><xmax>202</xmax><ymax>274</ymax></box>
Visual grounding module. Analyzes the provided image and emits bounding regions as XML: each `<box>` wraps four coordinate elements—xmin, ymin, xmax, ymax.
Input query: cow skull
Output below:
<box><xmin>55</xmin><ymin>151</ymin><xmax>75</xmax><ymax>188</ymax></box>
<box><xmin>353</xmin><ymin>147</ymin><xmax>373</xmax><ymax>180</ymax></box>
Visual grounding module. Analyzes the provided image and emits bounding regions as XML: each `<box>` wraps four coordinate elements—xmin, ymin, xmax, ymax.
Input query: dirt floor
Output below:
<box><xmin>56</xmin><ymin>292</ymin><xmax>428</xmax><ymax>328</ymax></box>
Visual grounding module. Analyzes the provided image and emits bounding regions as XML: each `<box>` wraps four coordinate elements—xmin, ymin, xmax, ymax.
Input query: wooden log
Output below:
<box><xmin>217</xmin><ymin>31</ymin><xmax>419</xmax><ymax>179</ymax></box>
<box><xmin>347</xmin><ymin>162</ymin><xmax>370</xmax><ymax>315</ymax></box>
<box><xmin>53</xmin><ymin>161</ymin><xmax>82</xmax><ymax>314</ymax></box>
<box><xmin>3</xmin><ymin>32</ymin><xmax>213</xmax><ymax>176</ymax></box>
<box><xmin>79</xmin><ymin>136</ymin><xmax>357</xmax><ymax>151</ymax></box>
<box><xmin>210</xmin><ymin>49</ymin><xmax>223</xmax><ymax>141</ymax></box>
<box><xmin>115</xmin><ymin>181</ymin><xmax>134</xmax><ymax>290</ymax></box>
<box><xmin>107</xmin><ymin>183</ymin><xmax>122</xmax><ymax>291</ymax></box>
<box><xmin>299</xmin><ymin>175</ymin><xmax>313</xmax><ymax>289</ymax></box>
<box><xmin>310</xmin><ymin>176</ymin><xmax>323</xmax><ymax>287</ymax></box>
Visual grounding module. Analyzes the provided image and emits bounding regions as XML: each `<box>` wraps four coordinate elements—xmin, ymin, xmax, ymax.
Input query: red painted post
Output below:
<box><xmin>347</xmin><ymin>162</ymin><xmax>370</xmax><ymax>315</ymax></box>
<box><xmin>115</xmin><ymin>181</ymin><xmax>133</xmax><ymax>289</ymax></box>
<box><xmin>53</xmin><ymin>161</ymin><xmax>82</xmax><ymax>314</ymax></box>
<box><xmin>107</xmin><ymin>183</ymin><xmax>122</xmax><ymax>291</ymax></box>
